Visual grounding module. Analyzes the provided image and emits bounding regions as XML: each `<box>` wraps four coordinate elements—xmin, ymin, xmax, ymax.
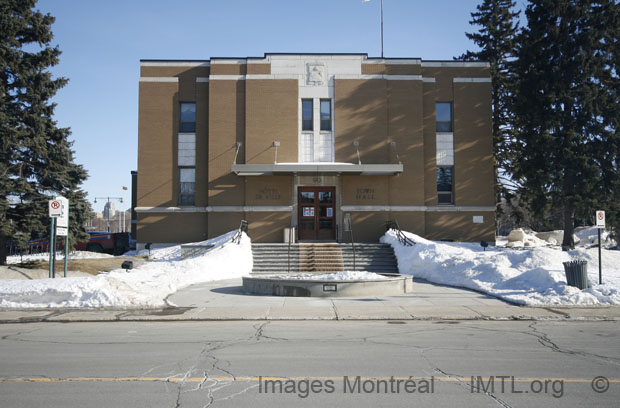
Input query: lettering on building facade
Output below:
<box><xmin>255</xmin><ymin>187</ymin><xmax>281</xmax><ymax>201</ymax></box>
<box><xmin>356</xmin><ymin>188</ymin><xmax>376</xmax><ymax>200</ymax></box>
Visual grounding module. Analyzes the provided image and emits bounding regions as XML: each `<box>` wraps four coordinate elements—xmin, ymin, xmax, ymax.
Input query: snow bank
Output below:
<box><xmin>501</xmin><ymin>226</ymin><xmax>616</xmax><ymax>249</ymax></box>
<box><xmin>286</xmin><ymin>271</ymin><xmax>388</xmax><ymax>281</ymax></box>
<box><xmin>7</xmin><ymin>251</ymin><xmax>114</xmax><ymax>264</ymax></box>
<box><xmin>575</xmin><ymin>226</ymin><xmax>615</xmax><ymax>247</ymax></box>
<box><xmin>0</xmin><ymin>231</ymin><xmax>252</xmax><ymax>309</ymax></box>
<box><xmin>382</xmin><ymin>230</ymin><xmax>620</xmax><ymax>306</ymax></box>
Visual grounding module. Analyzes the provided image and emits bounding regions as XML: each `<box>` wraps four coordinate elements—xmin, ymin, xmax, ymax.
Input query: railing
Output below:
<box><xmin>344</xmin><ymin>214</ymin><xmax>356</xmax><ymax>271</ymax></box>
<box><xmin>386</xmin><ymin>220</ymin><xmax>415</xmax><ymax>246</ymax></box>
<box><xmin>287</xmin><ymin>226</ymin><xmax>295</xmax><ymax>274</ymax></box>
<box><xmin>232</xmin><ymin>220</ymin><xmax>248</xmax><ymax>244</ymax></box>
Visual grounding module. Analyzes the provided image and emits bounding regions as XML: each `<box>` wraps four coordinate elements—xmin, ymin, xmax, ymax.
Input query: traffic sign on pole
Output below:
<box><xmin>595</xmin><ymin>210</ymin><xmax>605</xmax><ymax>228</ymax></box>
<box><xmin>55</xmin><ymin>196</ymin><xmax>69</xmax><ymax>227</ymax></box>
<box><xmin>49</xmin><ymin>200</ymin><xmax>62</xmax><ymax>217</ymax></box>
<box><xmin>595</xmin><ymin>210</ymin><xmax>605</xmax><ymax>284</ymax></box>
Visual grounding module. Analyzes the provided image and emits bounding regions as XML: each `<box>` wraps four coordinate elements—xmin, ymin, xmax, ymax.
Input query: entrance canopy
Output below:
<box><xmin>232</xmin><ymin>162</ymin><xmax>403</xmax><ymax>176</ymax></box>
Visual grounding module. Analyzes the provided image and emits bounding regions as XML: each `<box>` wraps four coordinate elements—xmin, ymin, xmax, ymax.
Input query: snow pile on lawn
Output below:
<box><xmin>0</xmin><ymin>231</ymin><xmax>252</xmax><ymax>309</ymax></box>
<box><xmin>505</xmin><ymin>228</ymin><xmax>549</xmax><ymax>248</ymax></box>
<box><xmin>381</xmin><ymin>230</ymin><xmax>620</xmax><ymax>306</ymax></box>
<box><xmin>575</xmin><ymin>226</ymin><xmax>615</xmax><ymax>247</ymax></box>
<box><xmin>7</xmin><ymin>251</ymin><xmax>114</xmax><ymax>264</ymax></box>
<box><xmin>499</xmin><ymin>226</ymin><xmax>617</xmax><ymax>249</ymax></box>
<box><xmin>286</xmin><ymin>271</ymin><xmax>388</xmax><ymax>281</ymax></box>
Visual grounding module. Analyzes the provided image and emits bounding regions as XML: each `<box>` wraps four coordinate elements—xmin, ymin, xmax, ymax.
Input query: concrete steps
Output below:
<box><xmin>251</xmin><ymin>243</ymin><xmax>399</xmax><ymax>275</ymax></box>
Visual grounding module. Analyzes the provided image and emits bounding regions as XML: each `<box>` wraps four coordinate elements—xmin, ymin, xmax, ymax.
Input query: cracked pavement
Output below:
<box><xmin>0</xmin><ymin>320</ymin><xmax>619</xmax><ymax>407</ymax></box>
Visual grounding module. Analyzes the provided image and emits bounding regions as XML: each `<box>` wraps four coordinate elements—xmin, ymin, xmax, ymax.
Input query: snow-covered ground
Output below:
<box><xmin>6</xmin><ymin>251</ymin><xmax>114</xmax><ymax>264</ymax></box>
<box><xmin>382</xmin><ymin>230</ymin><xmax>620</xmax><ymax>306</ymax></box>
<box><xmin>0</xmin><ymin>231</ymin><xmax>252</xmax><ymax>309</ymax></box>
<box><xmin>285</xmin><ymin>271</ymin><xmax>388</xmax><ymax>281</ymax></box>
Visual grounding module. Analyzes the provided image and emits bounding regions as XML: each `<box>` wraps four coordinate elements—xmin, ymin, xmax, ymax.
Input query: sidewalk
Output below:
<box><xmin>1</xmin><ymin>278</ymin><xmax>619</xmax><ymax>323</ymax></box>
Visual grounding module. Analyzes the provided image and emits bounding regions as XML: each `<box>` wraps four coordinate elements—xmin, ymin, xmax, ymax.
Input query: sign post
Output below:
<box><xmin>48</xmin><ymin>199</ymin><xmax>62</xmax><ymax>278</ymax></box>
<box><xmin>48</xmin><ymin>217</ymin><xmax>55</xmax><ymax>279</ymax></box>
<box><xmin>55</xmin><ymin>196</ymin><xmax>69</xmax><ymax>278</ymax></box>
<box><xmin>49</xmin><ymin>198</ymin><xmax>69</xmax><ymax>278</ymax></box>
<box><xmin>596</xmin><ymin>210</ymin><xmax>605</xmax><ymax>284</ymax></box>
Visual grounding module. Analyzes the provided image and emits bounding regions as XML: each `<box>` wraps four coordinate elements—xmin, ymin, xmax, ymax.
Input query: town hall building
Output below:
<box><xmin>136</xmin><ymin>53</ymin><xmax>495</xmax><ymax>247</ymax></box>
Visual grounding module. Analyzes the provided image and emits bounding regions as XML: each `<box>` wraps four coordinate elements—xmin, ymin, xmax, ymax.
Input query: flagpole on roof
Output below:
<box><xmin>380</xmin><ymin>0</ymin><xmax>384</xmax><ymax>58</ymax></box>
<box><xmin>363</xmin><ymin>0</ymin><xmax>384</xmax><ymax>58</ymax></box>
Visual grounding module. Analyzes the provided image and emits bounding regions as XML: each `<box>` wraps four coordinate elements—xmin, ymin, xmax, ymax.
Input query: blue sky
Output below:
<box><xmin>36</xmin><ymin>0</ymin><xmax>526</xmax><ymax>212</ymax></box>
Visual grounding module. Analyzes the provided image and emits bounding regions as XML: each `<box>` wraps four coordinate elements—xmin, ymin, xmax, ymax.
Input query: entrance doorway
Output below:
<box><xmin>298</xmin><ymin>186</ymin><xmax>336</xmax><ymax>240</ymax></box>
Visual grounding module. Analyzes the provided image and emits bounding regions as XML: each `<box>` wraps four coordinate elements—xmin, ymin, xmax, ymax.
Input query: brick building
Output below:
<box><xmin>136</xmin><ymin>53</ymin><xmax>494</xmax><ymax>248</ymax></box>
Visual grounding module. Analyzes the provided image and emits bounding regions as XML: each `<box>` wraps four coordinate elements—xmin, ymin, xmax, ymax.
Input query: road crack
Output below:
<box><xmin>527</xmin><ymin>322</ymin><xmax>620</xmax><ymax>366</ymax></box>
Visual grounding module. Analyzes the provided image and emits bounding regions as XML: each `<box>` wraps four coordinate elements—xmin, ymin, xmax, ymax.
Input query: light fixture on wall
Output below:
<box><xmin>353</xmin><ymin>141</ymin><xmax>361</xmax><ymax>165</ymax></box>
<box><xmin>233</xmin><ymin>141</ymin><xmax>243</xmax><ymax>165</ymax></box>
<box><xmin>273</xmin><ymin>141</ymin><xmax>280</xmax><ymax>164</ymax></box>
<box><xmin>390</xmin><ymin>141</ymin><xmax>401</xmax><ymax>164</ymax></box>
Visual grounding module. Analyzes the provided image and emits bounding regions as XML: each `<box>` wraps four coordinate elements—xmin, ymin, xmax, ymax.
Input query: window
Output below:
<box><xmin>179</xmin><ymin>168</ymin><xmax>195</xmax><ymax>206</ymax></box>
<box><xmin>301</xmin><ymin>133</ymin><xmax>314</xmax><ymax>162</ymax></box>
<box><xmin>302</xmin><ymin>99</ymin><xmax>313</xmax><ymax>131</ymax></box>
<box><xmin>437</xmin><ymin>167</ymin><xmax>453</xmax><ymax>204</ymax></box>
<box><xmin>178</xmin><ymin>133</ymin><xmax>196</xmax><ymax>166</ymax></box>
<box><xmin>436</xmin><ymin>133</ymin><xmax>454</xmax><ymax>166</ymax></box>
<box><xmin>180</xmin><ymin>103</ymin><xmax>196</xmax><ymax>133</ymax></box>
<box><xmin>436</xmin><ymin>102</ymin><xmax>452</xmax><ymax>132</ymax></box>
<box><xmin>318</xmin><ymin>133</ymin><xmax>332</xmax><ymax>162</ymax></box>
<box><xmin>300</xmin><ymin>98</ymin><xmax>334</xmax><ymax>163</ymax></box>
<box><xmin>320</xmin><ymin>100</ymin><xmax>331</xmax><ymax>131</ymax></box>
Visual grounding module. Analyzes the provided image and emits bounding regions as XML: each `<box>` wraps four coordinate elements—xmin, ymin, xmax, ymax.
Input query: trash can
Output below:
<box><xmin>562</xmin><ymin>260</ymin><xmax>590</xmax><ymax>289</ymax></box>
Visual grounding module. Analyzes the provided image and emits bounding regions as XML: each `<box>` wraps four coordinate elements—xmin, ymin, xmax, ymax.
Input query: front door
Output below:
<box><xmin>298</xmin><ymin>186</ymin><xmax>336</xmax><ymax>241</ymax></box>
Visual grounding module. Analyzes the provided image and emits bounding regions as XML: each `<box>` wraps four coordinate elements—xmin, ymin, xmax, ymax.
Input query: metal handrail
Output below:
<box><xmin>287</xmin><ymin>226</ymin><xmax>294</xmax><ymax>273</ymax></box>
<box><xmin>344</xmin><ymin>214</ymin><xmax>356</xmax><ymax>270</ymax></box>
<box><xmin>232</xmin><ymin>220</ymin><xmax>248</xmax><ymax>244</ymax></box>
<box><xmin>386</xmin><ymin>220</ymin><xmax>415</xmax><ymax>246</ymax></box>
<box><xmin>351</xmin><ymin>227</ymin><xmax>357</xmax><ymax>271</ymax></box>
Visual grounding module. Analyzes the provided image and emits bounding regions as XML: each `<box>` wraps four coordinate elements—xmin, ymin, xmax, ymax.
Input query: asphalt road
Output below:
<box><xmin>1</xmin><ymin>320</ymin><xmax>619</xmax><ymax>408</ymax></box>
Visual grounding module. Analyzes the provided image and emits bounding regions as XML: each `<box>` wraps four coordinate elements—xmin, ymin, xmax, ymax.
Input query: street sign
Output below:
<box><xmin>55</xmin><ymin>196</ymin><xmax>69</xmax><ymax>228</ymax></box>
<box><xmin>56</xmin><ymin>226</ymin><xmax>68</xmax><ymax>237</ymax></box>
<box><xmin>49</xmin><ymin>200</ymin><xmax>62</xmax><ymax>217</ymax></box>
<box><xmin>596</xmin><ymin>210</ymin><xmax>605</xmax><ymax>228</ymax></box>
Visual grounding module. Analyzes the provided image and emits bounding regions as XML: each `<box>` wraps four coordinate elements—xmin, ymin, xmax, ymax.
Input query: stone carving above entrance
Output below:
<box><xmin>306</xmin><ymin>63</ymin><xmax>326</xmax><ymax>86</ymax></box>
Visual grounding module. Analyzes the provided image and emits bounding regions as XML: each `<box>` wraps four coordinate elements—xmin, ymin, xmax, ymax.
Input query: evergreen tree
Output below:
<box><xmin>511</xmin><ymin>0</ymin><xmax>620</xmax><ymax>248</ymax></box>
<box><xmin>457</xmin><ymin>0</ymin><xmax>520</xmax><ymax>212</ymax></box>
<box><xmin>0</xmin><ymin>0</ymin><xmax>91</xmax><ymax>265</ymax></box>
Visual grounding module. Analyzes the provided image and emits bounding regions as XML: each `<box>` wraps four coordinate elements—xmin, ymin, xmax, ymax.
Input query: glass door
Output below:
<box><xmin>298</xmin><ymin>186</ymin><xmax>336</xmax><ymax>241</ymax></box>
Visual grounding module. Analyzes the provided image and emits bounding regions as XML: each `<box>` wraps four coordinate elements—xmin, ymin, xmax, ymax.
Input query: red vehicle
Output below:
<box><xmin>28</xmin><ymin>231</ymin><xmax>130</xmax><ymax>255</ymax></box>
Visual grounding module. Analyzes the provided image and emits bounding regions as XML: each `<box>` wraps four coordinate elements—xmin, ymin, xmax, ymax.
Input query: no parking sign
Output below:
<box><xmin>596</xmin><ymin>210</ymin><xmax>605</xmax><ymax>228</ymax></box>
<box><xmin>49</xmin><ymin>200</ymin><xmax>62</xmax><ymax>217</ymax></box>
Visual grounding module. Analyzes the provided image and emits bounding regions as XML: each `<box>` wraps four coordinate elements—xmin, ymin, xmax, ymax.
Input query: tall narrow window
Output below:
<box><xmin>302</xmin><ymin>99</ymin><xmax>313</xmax><ymax>131</ymax></box>
<box><xmin>437</xmin><ymin>167</ymin><xmax>454</xmax><ymax>204</ymax></box>
<box><xmin>320</xmin><ymin>99</ymin><xmax>331</xmax><ymax>131</ymax></box>
<box><xmin>179</xmin><ymin>168</ymin><xmax>195</xmax><ymax>206</ymax></box>
<box><xmin>180</xmin><ymin>103</ymin><xmax>196</xmax><ymax>132</ymax></box>
<box><xmin>436</xmin><ymin>102</ymin><xmax>452</xmax><ymax>132</ymax></box>
<box><xmin>178</xmin><ymin>134</ymin><xmax>196</xmax><ymax>166</ymax></box>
